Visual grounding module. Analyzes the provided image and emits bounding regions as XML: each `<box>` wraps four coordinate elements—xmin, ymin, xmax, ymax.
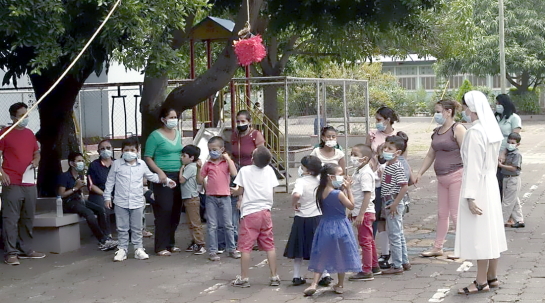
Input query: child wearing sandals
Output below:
<box><xmin>304</xmin><ymin>163</ymin><xmax>361</xmax><ymax>296</ymax></box>
<box><xmin>284</xmin><ymin>155</ymin><xmax>323</xmax><ymax>286</ymax></box>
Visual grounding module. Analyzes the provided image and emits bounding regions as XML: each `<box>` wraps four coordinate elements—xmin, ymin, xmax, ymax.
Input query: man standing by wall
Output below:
<box><xmin>0</xmin><ymin>102</ymin><xmax>45</xmax><ymax>265</ymax></box>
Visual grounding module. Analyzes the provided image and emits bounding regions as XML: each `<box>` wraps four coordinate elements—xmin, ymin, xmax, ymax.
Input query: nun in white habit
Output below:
<box><xmin>455</xmin><ymin>91</ymin><xmax>507</xmax><ymax>295</ymax></box>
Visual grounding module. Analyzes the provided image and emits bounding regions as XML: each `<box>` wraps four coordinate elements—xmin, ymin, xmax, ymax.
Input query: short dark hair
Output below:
<box><xmin>236</xmin><ymin>110</ymin><xmax>252</xmax><ymax>121</ymax></box>
<box><xmin>122</xmin><ymin>137</ymin><xmax>140</xmax><ymax>150</ymax></box>
<box><xmin>301</xmin><ymin>155</ymin><xmax>322</xmax><ymax>176</ymax></box>
<box><xmin>253</xmin><ymin>146</ymin><xmax>272</xmax><ymax>168</ymax></box>
<box><xmin>376</xmin><ymin>106</ymin><xmax>400</xmax><ymax>125</ymax></box>
<box><xmin>385</xmin><ymin>135</ymin><xmax>406</xmax><ymax>152</ymax></box>
<box><xmin>507</xmin><ymin>132</ymin><xmax>521</xmax><ymax>143</ymax></box>
<box><xmin>68</xmin><ymin>151</ymin><xmax>84</xmax><ymax>163</ymax></box>
<box><xmin>352</xmin><ymin>144</ymin><xmax>373</xmax><ymax>159</ymax></box>
<box><xmin>98</xmin><ymin>139</ymin><xmax>111</xmax><ymax>148</ymax></box>
<box><xmin>9</xmin><ymin>102</ymin><xmax>28</xmax><ymax>117</ymax></box>
<box><xmin>182</xmin><ymin>145</ymin><xmax>201</xmax><ymax>162</ymax></box>
<box><xmin>208</xmin><ymin>136</ymin><xmax>224</xmax><ymax>146</ymax></box>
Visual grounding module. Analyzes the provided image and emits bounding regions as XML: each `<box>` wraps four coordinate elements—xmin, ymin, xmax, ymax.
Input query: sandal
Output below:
<box><xmin>333</xmin><ymin>284</ymin><xmax>344</xmax><ymax>294</ymax></box>
<box><xmin>157</xmin><ymin>250</ymin><xmax>172</xmax><ymax>256</ymax></box>
<box><xmin>458</xmin><ymin>280</ymin><xmax>489</xmax><ymax>295</ymax></box>
<box><xmin>488</xmin><ymin>278</ymin><xmax>499</xmax><ymax>288</ymax></box>
<box><xmin>303</xmin><ymin>285</ymin><xmax>317</xmax><ymax>296</ymax></box>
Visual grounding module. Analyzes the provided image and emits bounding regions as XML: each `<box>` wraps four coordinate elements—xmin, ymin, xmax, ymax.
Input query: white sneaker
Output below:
<box><xmin>135</xmin><ymin>248</ymin><xmax>149</xmax><ymax>260</ymax></box>
<box><xmin>113</xmin><ymin>249</ymin><xmax>127</xmax><ymax>262</ymax></box>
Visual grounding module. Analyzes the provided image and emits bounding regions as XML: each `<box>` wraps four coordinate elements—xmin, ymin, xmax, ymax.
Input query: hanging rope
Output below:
<box><xmin>233</xmin><ymin>0</ymin><xmax>266</xmax><ymax>66</ymax></box>
<box><xmin>0</xmin><ymin>0</ymin><xmax>123</xmax><ymax>141</ymax></box>
<box><xmin>237</xmin><ymin>0</ymin><xmax>251</xmax><ymax>38</ymax></box>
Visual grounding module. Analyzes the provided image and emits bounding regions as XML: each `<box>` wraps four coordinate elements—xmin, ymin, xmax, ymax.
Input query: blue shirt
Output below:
<box><xmin>57</xmin><ymin>171</ymin><xmax>84</xmax><ymax>203</ymax></box>
<box><xmin>87</xmin><ymin>158</ymin><xmax>112</xmax><ymax>192</ymax></box>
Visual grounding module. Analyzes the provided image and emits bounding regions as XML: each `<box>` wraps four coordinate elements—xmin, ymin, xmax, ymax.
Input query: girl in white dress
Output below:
<box><xmin>455</xmin><ymin>91</ymin><xmax>508</xmax><ymax>295</ymax></box>
<box><xmin>310</xmin><ymin>126</ymin><xmax>346</xmax><ymax>172</ymax></box>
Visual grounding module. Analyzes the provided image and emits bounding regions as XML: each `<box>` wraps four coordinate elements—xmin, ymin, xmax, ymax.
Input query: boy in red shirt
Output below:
<box><xmin>0</xmin><ymin>102</ymin><xmax>45</xmax><ymax>265</ymax></box>
<box><xmin>198</xmin><ymin>136</ymin><xmax>240</xmax><ymax>261</ymax></box>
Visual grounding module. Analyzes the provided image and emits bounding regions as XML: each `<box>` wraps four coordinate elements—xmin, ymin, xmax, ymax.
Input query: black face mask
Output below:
<box><xmin>237</xmin><ymin>124</ymin><xmax>249</xmax><ymax>132</ymax></box>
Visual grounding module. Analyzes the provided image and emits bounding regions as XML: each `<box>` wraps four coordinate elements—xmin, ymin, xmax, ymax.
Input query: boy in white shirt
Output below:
<box><xmin>104</xmin><ymin>137</ymin><xmax>175</xmax><ymax>262</ymax></box>
<box><xmin>348</xmin><ymin>144</ymin><xmax>381</xmax><ymax>281</ymax></box>
<box><xmin>231</xmin><ymin>146</ymin><xmax>280</xmax><ymax>288</ymax></box>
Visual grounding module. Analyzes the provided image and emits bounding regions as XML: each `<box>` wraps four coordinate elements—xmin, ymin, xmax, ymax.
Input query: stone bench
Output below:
<box><xmin>34</xmin><ymin>198</ymin><xmax>80</xmax><ymax>254</ymax></box>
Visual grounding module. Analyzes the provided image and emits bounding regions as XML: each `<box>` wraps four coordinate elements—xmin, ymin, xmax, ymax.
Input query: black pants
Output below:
<box><xmin>151</xmin><ymin>172</ymin><xmax>182</xmax><ymax>253</ymax></box>
<box><xmin>2</xmin><ymin>185</ymin><xmax>37</xmax><ymax>256</ymax></box>
<box><xmin>497</xmin><ymin>167</ymin><xmax>504</xmax><ymax>202</ymax></box>
<box><xmin>87</xmin><ymin>193</ymin><xmax>112</xmax><ymax>236</ymax></box>
<box><xmin>64</xmin><ymin>199</ymin><xmax>108</xmax><ymax>243</ymax></box>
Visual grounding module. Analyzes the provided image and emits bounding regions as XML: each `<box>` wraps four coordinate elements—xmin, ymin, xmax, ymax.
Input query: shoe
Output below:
<box><xmin>228</xmin><ymin>250</ymin><xmax>241</xmax><ymax>259</ymax></box>
<box><xmin>447</xmin><ymin>254</ymin><xmax>460</xmax><ymax>260</ymax></box>
<box><xmin>403</xmin><ymin>263</ymin><xmax>412</xmax><ymax>271</ymax></box>
<box><xmin>303</xmin><ymin>286</ymin><xmax>317</xmax><ymax>296</ymax></box>
<box><xmin>232</xmin><ymin>275</ymin><xmax>250</xmax><ymax>288</ymax></box>
<box><xmin>270</xmin><ymin>275</ymin><xmax>281</xmax><ymax>286</ymax></box>
<box><xmin>292</xmin><ymin>277</ymin><xmax>306</xmax><ymax>286</ymax></box>
<box><xmin>378</xmin><ymin>254</ymin><xmax>391</xmax><ymax>269</ymax></box>
<box><xmin>421</xmin><ymin>249</ymin><xmax>443</xmax><ymax>257</ymax></box>
<box><xmin>382</xmin><ymin>267</ymin><xmax>403</xmax><ymax>275</ymax></box>
<box><xmin>372</xmin><ymin>267</ymin><xmax>382</xmax><ymax>275</ymax></box>
<box><xmin>135</xmin><ymin>248</ymin><xmax>149</xmax><ymax>260</ymax></box>
<box><xmin>333</xmin><ymin>284</ymin><xmax>344</xmax><ymax>294</ymax></box>
<box><xmin>142</xmin><ymin>230</ymin><xmax>153</xmax><ymax>237</ymax></box>
<box><xmin>17</xmin><ymin>251</ymin><xmax>46</xmax><ymax>259</ymax></box>
<box><xmin>209</xmin><ymin>253</ymin><xmax>220</xmax><ymax>261</ymax></box>
<box><xmin>157</xmin><ymin>250</ymin><xmax>171</xmax><ymax>256</ymax></box>
<box><xmin>4</xmin><ymin>255</ymin><xmax>20</xmax><ymax>265</ymax></box>
<box><xmin>170</xmin><ymin>247</ymin><xmax>182</xmax><ymax>253</ymax></box>
<box><xmin>512</xmin><ymin>222</ymin><xmax>525</xmax><ymax>228</ymax></box>
<box><xmin>99</xmin><ymin>239</ymin><xmax>118</xmax><ymax>251</ymax></box>
<box><xmin>194</xmin><ymin>245</ymin><xmax>206</xmax><ymax>255</ymax></box>
<box><xmin>349</xmin><ymin>272</ymin><xmax>374</xmax><ymax>281</ymax></box>
<box><xmin>318</xmin><ymin>276</ymin><xmax>333</xmax><ymax>286</ymax></box>
<box><xmin>114</xmin><ymin>249</ymin><xmax>127</xmax><ymax>262</ymax></box>
<box><xmin>217</xmin><ymin>248</ymin><xmax>225</xmax><ymax>254</ymax></box>
<box><xmin>186</xmin><ymin>243</ymin><xmax>197</xmax><ymax>252</ymax></box>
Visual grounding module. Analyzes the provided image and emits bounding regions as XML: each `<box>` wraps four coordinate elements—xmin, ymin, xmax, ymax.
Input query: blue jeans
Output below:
<box><xmin>206</xmin><ymin>196</ymin><xmax>236</xmax><ymax>254</ymax></box>
<box><xmin>115</xmin><ymin>205</ymin><xmax>144</xmax><ymax>251</ymax></box>
<box><xmin>217</xmin><ymin>196</ymin><xmax>240</xmax><ymax>249</ymax></box>
<box><xmin>384</xmin><ymin>201</ymin><xmax>409</xmax><ymax>268</ymax></box>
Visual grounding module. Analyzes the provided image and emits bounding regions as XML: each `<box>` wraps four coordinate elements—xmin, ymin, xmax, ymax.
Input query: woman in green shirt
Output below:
<box><xmin>144</xmin><ymin>106</ymin><xmax>183</xmax><ymax>256</ymax></box>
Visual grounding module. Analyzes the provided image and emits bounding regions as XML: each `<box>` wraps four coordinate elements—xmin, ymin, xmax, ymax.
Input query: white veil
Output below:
<box><xmin>464</xmin><ymin>91</ymin><xmax>504</xmax><ymax>143</ymax></box>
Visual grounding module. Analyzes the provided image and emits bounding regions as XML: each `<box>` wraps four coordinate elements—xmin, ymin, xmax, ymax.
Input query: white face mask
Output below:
<box><xmin>75</xmin><ymin>162</ymin><xmax>85</xmax><ymax>172</ymax></box>
<box><xmin>123</xmin><ymin>152</ymin><xmax>138</xmax><ymax>161</ymax></box>
<box><xmin>325</xmin><ymin>140</ymin><xmax>337</xmax><ymax>148</ymax></box>
<box><xmin>350</xmin><ymin>156</ymin><xmax>362</xmax><ymax>167</ymax></box>
<box><xmin>507</xmin><ymin>143</ymin><xmax>517</xmax><ymax>151</ymax></box>
<box><xmin>164</xmin><ymin>118</ymin><xmax>178</xmax><ymax>129</ymax></box>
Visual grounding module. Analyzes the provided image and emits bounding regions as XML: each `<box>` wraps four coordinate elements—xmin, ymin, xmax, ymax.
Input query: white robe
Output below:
<box><xmin>454</xmin><ymin>120</ymin><xmax>507</xmax><ymax>259</ymax></box>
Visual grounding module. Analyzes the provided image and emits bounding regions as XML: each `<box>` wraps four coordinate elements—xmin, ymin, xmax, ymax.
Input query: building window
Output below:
<box><xmin>383</xmin><ymin>66</ymin><xmax>395</xmax><ymax>74</ymax></box>
<box><xmin>448</xmin><ymin>76</ymin><xmax>465</xmax><ymax>89</ymax></box>
<box><xmin>396</xmin><ymin>66</ymin><xmax>418</xmax><ymax>76</ymax></box>
<box><xmin>420</xmin><ymin>66</ymin><xmax>434</xmax><ymax>75</ymax></box>
<box><xmin>398</xmin><ymin>77</ymin><xmax>417</xmax><ymax>90</ymax></box>
<box><xmin>421</xmin><ymin>76</ymin><xmax>436</xmax><ymax>90</ymax></box>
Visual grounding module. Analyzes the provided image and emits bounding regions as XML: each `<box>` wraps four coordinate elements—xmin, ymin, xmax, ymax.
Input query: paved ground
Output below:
<box><xmin>1</xmin><ymin>119</ymin><xmax>545</xmax><ymax>303</ymax></box>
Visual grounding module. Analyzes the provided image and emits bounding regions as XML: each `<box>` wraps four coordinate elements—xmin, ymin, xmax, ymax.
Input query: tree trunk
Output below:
<box><xmin>139</xmin><ymin>74</ymin><xmax>168</xmax><ymax>154</ymax></box>
<box><xmin>31</xmin><ymin>73</ymin><xmax>88</xmax><ymax>197</ymax></box>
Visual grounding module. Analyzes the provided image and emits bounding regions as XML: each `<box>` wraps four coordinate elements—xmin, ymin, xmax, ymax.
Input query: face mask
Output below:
<box><xmin>325</xmin><ymin>140</ymin><xmax>337</xmax><ymax>148</ymax></box>
<box><xmin>350</xmin><ymin>156</ymin><xmax>362</xmax><ymax>167</ymax></box>
<box><xmin>164</xmin><ymin>119</ymin><xmax>178</xmax><ymax>129</ymax></box>
<box><xmin>434</xmin><ymin>113</ymin><xmax>445</xmax><ymax>125</ymax></box>
<box><xmin>462</xmin><ymin>111</ymin><xmax>472</xmax><ymax>123</ymax></box>
<box><xmin>209</xmin><ymin>150</ymin><xmax>222</xmax><ymax>159</ymax></box>
<box><xmin>123</xmin><ymin>152</ymin><xmax>138</xmax><ymax>162</ymax></box>
<box><xmin>100</xmin><ymin>149</ymin><xmax>113</xmax><ymax>159</ymax></box>
<box><xmin>237</xmin><ymin>123</ymin><xmax>249</xmax><ymax>132</ymax></box>
<box><xmin>382</xmin><ymin>151</ymin><xmax>395</xmax><ymax>161</ymax></box>
<box><xmin>298</xmin><ymin>166</ymin><xmax>305</xmax><ymax>177</ymax></box>
<box><xmin>376</xmin><ymin>122</ymin><xmax>386</xmax><ymax>132</ymax></box>
<box><xmin>17</xmin><ymin>117</ymin><xmax>29</xmax><ymax>128</ymax></box>
<box><xmin>331</xmin><ymin>175</ymin><xmax>344</xmax><ymax>189</ymax></box>
<box><xmin>507</xmin><ymin>143</ymin><xmax>517</xmax><ymax>151</ymax></box>
<box><xmin>496</xmin><ymin>105</ymin><xmax>504</xmax><ymax>114</ymax></box>
<box><xmin>75</xmin><ymin>162</ymin><xmax>85</xmax><ymax>172</ymax></box>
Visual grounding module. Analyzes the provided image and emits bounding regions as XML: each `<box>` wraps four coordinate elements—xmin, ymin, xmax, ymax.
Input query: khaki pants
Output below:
<box><xmin>183</xmin><ymin>197</ymin><xmax>205</xmax><ymax>245</ymax></box>
<box><xmin>502</xmin><ymin>175</ymin><xmax>524</xmax><ymax>223</ymax></box>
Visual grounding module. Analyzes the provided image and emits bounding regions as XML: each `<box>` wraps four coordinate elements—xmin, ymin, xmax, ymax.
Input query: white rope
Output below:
<box><xmin>0</xmin><ymin>0</ymin><xmax>122</xmax><ymax>141</ymax></box>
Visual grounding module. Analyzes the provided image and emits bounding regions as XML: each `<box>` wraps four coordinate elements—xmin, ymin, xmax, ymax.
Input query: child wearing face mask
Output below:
<box><xmin>310</xmin><ymin>126</ymin><xmax>346</xmax><ymax>173</ymax></box>
<box><xmin>498</xmin><ymin>132</ymin><xmax>524</xmax><ymax>228</ymax></box>
<box><xmin>104</xmin><ymin>137</ymin><xmax>176</xmax><ymax>262</ymax></box>
<box><xmin>284</xmin><ymin>156</ymin><xmax>323</xmax><ymax>286</ymax></box>
<box><xmin>380</xmin><ymin>136</ymin><xmax>411</xmax><ymax>274</ymax></box>
<box><xmin>303</xmin><ymin>163</ymin><xmax>361</xmax><ymax>296</ymax></box>
<box><xmin>348</xmin><ymin>144</ymin><xmax>382</xmax><ymax>281</ymax></box>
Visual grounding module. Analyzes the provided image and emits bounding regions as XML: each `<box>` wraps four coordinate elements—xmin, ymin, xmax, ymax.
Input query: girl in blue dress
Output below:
<box><xmin>304</xmin><ymin>163</ymin><xmax>362</xmax><ymax>296</ymax></box>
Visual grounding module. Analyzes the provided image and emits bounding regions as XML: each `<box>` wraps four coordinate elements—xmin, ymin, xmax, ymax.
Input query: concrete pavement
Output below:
<box><xmin>1</xmin><ymin>120</ymin><xmax>545</xmax><ymax>303</ymax></box>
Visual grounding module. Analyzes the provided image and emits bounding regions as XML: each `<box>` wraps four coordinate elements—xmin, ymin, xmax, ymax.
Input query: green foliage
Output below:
<box><xmin>456</xmin><ymin>79</ymin><xmax>473</xmax><ymax>102</ymax></box>
<box><xmin>0</xmin><ymin>0</ymin><xmax>209</xmax><ymax>86</ymax></box>
<box><xmin>509</xmin><ymin>89</ymin><xmax>541</xmax><ymax>114</ymax></box>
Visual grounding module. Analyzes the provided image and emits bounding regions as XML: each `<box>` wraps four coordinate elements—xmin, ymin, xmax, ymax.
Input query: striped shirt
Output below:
<box><xmin>381</xmin><ymin>160</ymin><xmax>408</xmax><ymax>198</ymax></box>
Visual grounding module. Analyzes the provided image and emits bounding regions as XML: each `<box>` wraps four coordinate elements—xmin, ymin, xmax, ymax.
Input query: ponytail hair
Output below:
<box><xmin>396</xmin><ymin>131</ymin><xmax>409</xmax><ymax>154</ymax></box>
<box><xmin>315</xmin><ymin>163</ymin><xmax>339</xmax><ymax>211</ymax></box>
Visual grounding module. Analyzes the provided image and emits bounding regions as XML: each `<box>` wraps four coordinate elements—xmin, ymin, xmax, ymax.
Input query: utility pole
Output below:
<box><xmin>499</xmin><ymin>0</ymin><xmax>507</xmax><ymax>94</ymax></box>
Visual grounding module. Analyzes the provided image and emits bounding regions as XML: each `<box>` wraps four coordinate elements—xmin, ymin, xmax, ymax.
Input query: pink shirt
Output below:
<box><xmin>201</xmin><ymin>159</ymin><xmax>231</xmax><ymax>196</ymax></box>
<box><xmin>368</xmin><ymin>129</ymin><xmax>395</xmax><ymax>153</ymax></box>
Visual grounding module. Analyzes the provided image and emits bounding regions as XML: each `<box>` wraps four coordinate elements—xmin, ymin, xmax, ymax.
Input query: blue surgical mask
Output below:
<box><xmin>507</xmin><ymin>143</ymin><xmax>517</xmax><ymax>151</ymax></box>
<box><xmin>18</xmin><ymin>117</ymin><xmax>29</xmax><ymax>128</ymax></box>
<box><xmin>123</xmin><ymin>152</ymin><xmax>138</xmax><ymax>162</ymax></box>
<box><xmin>331</xmin><ymin>175</ymin><xmax>344</xmax><ymax>189</ymax></box>
<box><xmin>382</xmin><ymin>151</ymin><xmax>395</xmax><ymax>161</ymax></box>
<box><xmin>75</xmin><ymin>162</ymin><xmax>85</xmax><ymax>172</ymax></box>
<box><xmin>209</xmin><ymin>150</ymin><xmax>222</xmax><ymax>159</ymax></box>
<box><xmin>164</xmin><ymin>119</ymin><xmax>178</xmax><ymax>129</ymax></box>
<box><xmin>462</xmin><ymin>111</ymin><xmax>472</xmax><ymax>123</ymax></box>
<box><xmin>376</xmin><ymin>122</ymin><xmax>386</xmax><ymax>132</ymax></box>
<box><xmin>434</xmin><ymin>113</ymin><xmax>445</xmax><ymax>125</ymax></box>
<box><xmin>100</xmin><ymin>149</ymin><xmax>113</xmax><ymax>159</ymax></box>
<box><xmin>496</xmin><ymin>105</ymin><xmax>504</xmax><ymax>114</ymax></box>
